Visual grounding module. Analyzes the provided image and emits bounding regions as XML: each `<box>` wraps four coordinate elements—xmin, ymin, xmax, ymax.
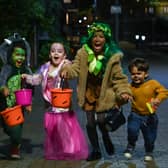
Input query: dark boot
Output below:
<box><xmin>102</xmin><ymin>135</ymin><xmax>115</xmax><ymax>155</ymax></box>
<box><xmin>86</xmin><ymin>125</ymin><xmax>101</xmax><ymax>161</ymax></box>
<box><xmin>87</xmin><ymin>151</ymin><xmax>101</xmax><ymax>161</ymax></box>
<box><xmin>99</xmin><ymin>123</ymin><xmax>114</xmax><ymax>155</ymax></box>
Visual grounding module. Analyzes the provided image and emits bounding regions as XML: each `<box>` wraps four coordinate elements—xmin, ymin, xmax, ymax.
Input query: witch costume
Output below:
<box><xmin>0</xmin><ymin>33</ymin><xmax>33</xmax><ymax>159</ymax></box>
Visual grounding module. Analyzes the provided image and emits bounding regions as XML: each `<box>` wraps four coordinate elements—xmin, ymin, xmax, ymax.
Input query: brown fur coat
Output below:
<box><xmin>62</xmin><ymin>46</ymin><xmax>131</xmax><ymax>112</ymax></box>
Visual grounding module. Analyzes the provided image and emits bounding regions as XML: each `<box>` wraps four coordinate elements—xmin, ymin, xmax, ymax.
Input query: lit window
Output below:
<box><xmin>149</xmin><ymin>7</ymin><xmax>154</xmax><ymax>14</ymax></box>
<box><xmin>129</xmin><ymin>9</ymin><xmax>133</xmax><ymax>15</ymax></box>
<box><xmin>64</xmin><ymin>0</ymin><xmax>71</xmax><ymax>3</ymax></box>
<box><xmin>163</xmin><ymin>7</ymin><xmax>168</xmax><ymax>14</ymax></box>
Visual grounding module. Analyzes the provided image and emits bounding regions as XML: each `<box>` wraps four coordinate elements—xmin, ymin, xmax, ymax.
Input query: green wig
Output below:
<box><xmin>81</xmin><ymin>22</ymin><xmax>122</xmax><ymax>74</ymax></box>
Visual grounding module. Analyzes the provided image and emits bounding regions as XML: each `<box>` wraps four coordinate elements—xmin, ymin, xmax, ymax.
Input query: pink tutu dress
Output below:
<box><xmin>44</xmin><ymin>110</ymin><xmax>89</xmax><ymax>160</ymax></box>
<box><xmin>25</xmin><ymin>61</ymin><xmax>88</xmax><ymax>160</ymax></box>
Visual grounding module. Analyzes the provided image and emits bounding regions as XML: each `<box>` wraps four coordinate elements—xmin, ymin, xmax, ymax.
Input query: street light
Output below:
<box><xmin>83</xmin><ymin>16</ymin><xmax>87</xmax><ymax>21</ymax></box>
<box><xmin>135</xmin><ymin>34</ymin><xmax>140</xmax><ymax>40</ymax></box>
<box><xmin>141</xmin><ymin>35</ymin><xmax>146</xmax><ymax>41</ymax></box>
<box><xmin>78</xmin><ymin>19</ymin><xmax>82</xmax><ymax>24</ymax></box>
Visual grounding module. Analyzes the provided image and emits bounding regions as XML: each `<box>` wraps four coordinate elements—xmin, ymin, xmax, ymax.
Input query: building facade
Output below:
<box><xmin>63</xmin><ymin>0</ymin><xmax>168</xmax><ymax>48</ymax></box>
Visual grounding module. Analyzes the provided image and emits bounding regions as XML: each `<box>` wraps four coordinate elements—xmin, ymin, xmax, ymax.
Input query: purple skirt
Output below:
<box><xmin>44</xmin><ymin>111</ymin><xmax>89</xmax><ymax>160</ymax></box>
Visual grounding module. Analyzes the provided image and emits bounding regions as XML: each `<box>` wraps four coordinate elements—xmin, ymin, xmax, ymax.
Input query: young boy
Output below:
<box><xmin>124</xmin><ymin>57</ymin><xmax>168</xmax><ymax>161</ymax></box>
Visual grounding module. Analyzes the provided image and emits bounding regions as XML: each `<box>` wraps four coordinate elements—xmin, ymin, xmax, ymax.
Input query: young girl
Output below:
<box><xmin>22</xmin><ymin>42</ymin><xmax>88</xmax><ymax>160</ymax></box>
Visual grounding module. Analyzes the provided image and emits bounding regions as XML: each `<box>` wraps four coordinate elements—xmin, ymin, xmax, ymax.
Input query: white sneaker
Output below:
<box><xmin>124</xmin><ymin>152</ymin><xmax>132</xmax><ymax>159</ymax></box>
<box><xmin>124</xmin><ymin>145</ymin><xmax>134</xmax><ymax>159</ymax></box>
<box><xmin>144</xmin><ymin>153</ymin><xmax>153</xmax><ymax>162</ymax></box>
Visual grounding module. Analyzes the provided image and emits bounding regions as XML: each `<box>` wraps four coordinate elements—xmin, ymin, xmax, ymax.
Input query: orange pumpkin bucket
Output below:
<box><xmin>50</xmin><ymin>88</ymin><xmax>73</xmax><ymax>108</ymax></box>
<box><xmin>0</xmin><ymin>105</ymin><xmax>24</xmax><ymax>126</ymax></box>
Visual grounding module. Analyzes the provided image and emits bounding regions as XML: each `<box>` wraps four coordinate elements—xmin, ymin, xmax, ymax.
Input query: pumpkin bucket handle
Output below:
<box><xmin>60</xmin><ymin>77</ymin><xmax>69</xmax><ymax>90</ymax></box>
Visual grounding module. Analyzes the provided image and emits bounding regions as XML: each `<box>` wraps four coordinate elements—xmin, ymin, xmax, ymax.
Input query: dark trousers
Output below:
<box><xmin>127</xmin><ymin>112</ymin><xmax>158</xmax><ymax>153</ymax></box>
<box><xmin>1</xmin><ymin>118</ymin><xmax>23</xmax><ymax>146</ymax></box>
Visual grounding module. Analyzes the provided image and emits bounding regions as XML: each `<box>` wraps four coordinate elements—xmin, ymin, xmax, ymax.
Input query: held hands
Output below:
<box><xmin>63</xmin><ymin>59</ymin><xmax>71</xmax><ymax>66</ymax></box>
<box><xmin>60</xmin><ymin>59</ymin><xmax>71</xmax><ymax>79</ymax></box>
<box><xmin>21</xmin><ymin>73</ymin><xmax>28</xmax><ymax>79</ymax></box>
<box><xmin>120</xmin><ymin>93</ymin><xmax>133</xmax><ymax>102</ymax></box>
<box><xmin>60</xmin><ymin>70</ymin><xmax>68</xmax><ymax>79</ymax></box>
<box><xmin>21</xmin><ymin>74</ymin><xmax>33</xmax><ymax>113</ymax></box>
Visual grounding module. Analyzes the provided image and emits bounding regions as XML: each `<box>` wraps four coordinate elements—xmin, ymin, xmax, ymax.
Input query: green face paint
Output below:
<box><xmin>12</xmin><ymin>47</ymin><xmax>26</xmax><ymax>68</ymax></box>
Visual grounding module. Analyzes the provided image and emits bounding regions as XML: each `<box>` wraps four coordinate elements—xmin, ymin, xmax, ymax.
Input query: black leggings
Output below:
<box><xmin>86</xmin><ymin>111</ymin><xmax>114</xmax><ymax>154</ymax></box>
<box><xmin>86</xmin><ymin>111</ymin><xmax>108</xmax><ymax>135</ymax></box>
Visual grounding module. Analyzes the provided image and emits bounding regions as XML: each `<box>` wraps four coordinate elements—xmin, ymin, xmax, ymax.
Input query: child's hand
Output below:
<box><xmin>25</xmin><ymin>105</ymin><xmax>32</xmax><ymax>114</ymax></box>
<box><xmin>151</xmin><ymin>98</ymin><xmax>160</xmax><ymax>109</ymax></box>
<box><xmin>120</xmin><ymin>93</ymin><xmax>132</xmax><ymax>102</ymax></box>
<box><xmin>2</xmin><ymin>86</ymin><xmax>9</xmax><ymax>97</ymax></box>
<box><xmin>61</xmin><ymin>59</ymin><xmax>71</xmax><ymax>78</ymax></box>
<box><xmin>63</xmin><ymin>59</ymin><xmax>71</xmax><ymax>66</ymax></box>
<box><xmin>61</xmin><ymin>70</ymin><xmax>68</xmax><ymax>79</ymax></box>
<box><xmin>21</xmin><ymin>74</ymin><xmax>28</xmax><ymax>79</ymax></box>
